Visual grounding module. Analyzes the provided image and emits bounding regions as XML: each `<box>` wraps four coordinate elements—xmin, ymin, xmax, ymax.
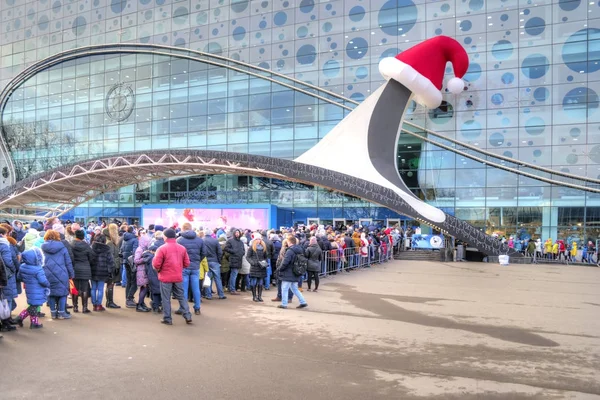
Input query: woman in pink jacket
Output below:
<box><xmin>134</xmin><ymin>232</ymin><xmax>151</xmax><ymax>313</ymax></box>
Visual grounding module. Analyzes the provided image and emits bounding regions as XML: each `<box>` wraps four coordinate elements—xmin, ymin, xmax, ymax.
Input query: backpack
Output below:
<box><xmin>292</xmin><ymin>251</ymin><xmax>308</xmax><ymax>276</ymax></box>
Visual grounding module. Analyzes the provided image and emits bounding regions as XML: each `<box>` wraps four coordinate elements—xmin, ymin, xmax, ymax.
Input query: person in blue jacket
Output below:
<box><xmin>0</xmin><ymin>226</ymin><xmax>18</xmax><ymax>331</ymax></box>
<box><xmin>41</xmin><ymin>230</ymin><xmax>75</xmax><ymax>319</ymax></box>
<box><xmin>176</xmin><ymin>222</ymin><xmax>205</xmax><ymax>315</ymax></box>
<box><xmin>277</xmin><ymin>236</ymin><xmax>308</xmax><ymax>310</ymax></box>
<box><xmin>15</xmin><ymin>247</ymin><xmax>49</xmax><ymax>329</ymax></box>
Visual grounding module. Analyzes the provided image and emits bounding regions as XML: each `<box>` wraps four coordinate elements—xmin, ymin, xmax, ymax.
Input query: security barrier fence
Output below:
<box><xmin>318</xmin><ymin>244</ymin><xmax>397</xmax><ymax>277</ymax></box>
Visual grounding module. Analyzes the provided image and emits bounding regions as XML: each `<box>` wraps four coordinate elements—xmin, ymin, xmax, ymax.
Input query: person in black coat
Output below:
<box><xmin>246</xmin><ymin>237</ymin><xmax>268</xmax><ymax>302</ymax></box>
<box><xmin>0</xmin><ymin>250</ymin><xmax>6</xmax><ymax>287</ymax></box>
<box><xmin>343</xmin><ymin>233</ymin><xmax>355</xmax><ymax>255</ymax></box>
<box><xmin>305</xmin><ymin>237</ymin><xmax>322</xmax><ymax>292</ymax></box>
<box><xmin>103</xmin><ymin>224</ymin><xmax>122</xmax><ymax>309</ymax></box>
<box><xmin>202</xmin><ymin>231</ymin><xmax>226</xmax><ymax>299</ymax></box>
<box><xmin>270</xmin><ymin>235</ymin><xmax>282</xmax><ymax>287</ymax></box>
<box><xmin>261</xmin><ymin>231</ymin><xmax>274</xmax><ymax>290</ymax></box>
<box><xmin>120</xmin><ymin>226</ymin><xmax>139</xmax><ymax>307</ymax></box>
<box><xmin>143</xmin><ymin>244</ymin><xmax>163</xmax><ymax>313</ymax></box>
<box><xmin>224</xmin><ymin>229</ymin><xmax>245</xmax><ymax>295</ymax></box>
<box><xmin>71</xmin><ymin>230</ymin><xmax>96</xmax><ymax>313</ymax></box>
<box><xmin>91</xmin><ymin>234</ymin><xmax>114</xmax><ymax>312</ymax></box>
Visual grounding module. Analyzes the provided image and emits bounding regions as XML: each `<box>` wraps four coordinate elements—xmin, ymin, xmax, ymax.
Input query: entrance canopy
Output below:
<box><xmin>0</xmin><ymin>149</ymin><xmax>514</xmax><ymax>257</ymax></box>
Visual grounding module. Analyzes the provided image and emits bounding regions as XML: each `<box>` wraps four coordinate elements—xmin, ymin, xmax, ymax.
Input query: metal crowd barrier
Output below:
<box><xmin>317</xmin><ymin>244</ymin><xmax>395</xmax><ymax>277</ymax></box>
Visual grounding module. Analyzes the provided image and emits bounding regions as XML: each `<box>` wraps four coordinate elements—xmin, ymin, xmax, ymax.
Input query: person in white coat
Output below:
<box><xmin>534</xmin><ymin>238</ymin><xmax>542</xmax><ymax>263</ymax></box>
<box><xmin>236</xmin><ymin>236</ymin><xmax>251</xmax><ymax>292</ymax></box>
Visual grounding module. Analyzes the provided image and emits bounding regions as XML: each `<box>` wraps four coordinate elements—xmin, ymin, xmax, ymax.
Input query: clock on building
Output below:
<box><xmin>105</xmin><ymin>82</ymin><xmax>135</xmax><ymax>122</ymax></box>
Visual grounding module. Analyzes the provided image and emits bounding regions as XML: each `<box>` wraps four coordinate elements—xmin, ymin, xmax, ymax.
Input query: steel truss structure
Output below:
<box><xmin>0</xmin><ymin>150</ymin><xmax>518</xmax><ymax>257</ymax></box>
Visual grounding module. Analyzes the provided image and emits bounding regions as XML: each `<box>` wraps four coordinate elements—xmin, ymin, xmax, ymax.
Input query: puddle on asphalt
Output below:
<box><xmin>319</xmin><ymin>283</ymin><xmax>559</xmax><ymax>348</ymax></box>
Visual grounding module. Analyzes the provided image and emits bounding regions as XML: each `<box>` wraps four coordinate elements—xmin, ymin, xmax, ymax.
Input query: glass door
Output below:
<box><xmin>333</xmin><ymin>218</ymin><xmax>346</xmax><ymax>231</ymax></box>
<box><xmin>307</xmin><ymin>218</ymin><xmax>320</xmax><ymax>226</ymax></box>
<box><xmin>387</xmin><ymin>218</ymin><xmax>400</xmax><ymax>228</ymax></box>
<box><xmin>359</xmin><ymin>218</ymin><xmax>372</xmax><ymax>227</ymax></box>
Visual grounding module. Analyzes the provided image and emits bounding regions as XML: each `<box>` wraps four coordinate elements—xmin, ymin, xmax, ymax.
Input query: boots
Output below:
<box><xmin>30</xmin><ymin>315</ymin><xmax>43</xmax><ymax>329</ymax></box>
<box><xmin>57</xmin><ymin>311</ymin><xmax>71</xmax><ymax>320</ymax></box>
<box><xmin>72</xmin><ymin>295</ymin><xmax>79</xmax><ymax>313</ymax></box>
<box><xmin>81</xmin><ymin>292</ymin><xmax>91</xmax><ymax>314</ymax></box>
<box><xmin>105</xmin><ymin>287</ymin><xmax>121</xmax><ymax>309</ymax></box>
<box><xmin>50</xmin><ymin>308</ymin><xmax>58</xmax><ymax>319</ymax></box>
<box><xmin>251</xmin><ymin>286</ymin><xmax>258</xmax><ymax>302</ymax></box>
<box><xmin>257</xmin><ymin>286</ymin><xmax>264</xmax><ymax>302</ymax></box>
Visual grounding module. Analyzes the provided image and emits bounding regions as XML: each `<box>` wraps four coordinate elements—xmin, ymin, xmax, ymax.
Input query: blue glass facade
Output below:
<box><xmin>0</xmin><ymin>0</ymin><xmax>598</xmax><ymax>240</ymax></box>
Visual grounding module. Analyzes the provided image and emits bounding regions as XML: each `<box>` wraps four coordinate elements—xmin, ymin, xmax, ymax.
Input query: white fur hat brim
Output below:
<box><xmin>379</xmin><ymin>57</ymin><xmax>443</xmax><ymax>109</ymax></box>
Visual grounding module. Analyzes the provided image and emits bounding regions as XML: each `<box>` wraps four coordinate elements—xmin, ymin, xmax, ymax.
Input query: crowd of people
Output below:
<box><xmin>503</xmin><ymin>236</ymin><xmax>599</xmax><ymax>264</ymax></box>
<box><xmin>0</xmin><ymin>218</ymin><xmax>399</xmax><ymax>335</ymax></box>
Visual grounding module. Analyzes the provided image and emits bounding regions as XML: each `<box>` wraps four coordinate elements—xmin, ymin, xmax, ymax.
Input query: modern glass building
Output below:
<box><xmin>0</xmin><ymin>0</ymin><xmax>599</xmax><ymax>241</ymax></box>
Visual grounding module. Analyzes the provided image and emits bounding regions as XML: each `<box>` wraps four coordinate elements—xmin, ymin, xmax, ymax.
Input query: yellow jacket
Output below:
<box><xmin>544</xmin><ymin>239</ymin><xmax>552</xmax><ymax>253</ymax></box>
<box><xmin>571</xmin><ymin>242</ymin><xmax>578</xmax><ymax>257</ymax></box>
<box><xmin>200</xmin><ymin>257</ymin><xmax>209</xmax><ymax>280</ymax></box>
<box><xmin>552</xmin><ymin>243</ymin><xmax>559</xmax><ymax>254</ymax></box>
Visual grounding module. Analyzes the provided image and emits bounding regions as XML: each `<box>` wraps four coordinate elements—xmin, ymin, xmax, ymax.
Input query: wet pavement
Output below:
<box><xmin>1</xmin><ymin>260</ymin><xmax>599</xmax><ymax>399</ymax></box>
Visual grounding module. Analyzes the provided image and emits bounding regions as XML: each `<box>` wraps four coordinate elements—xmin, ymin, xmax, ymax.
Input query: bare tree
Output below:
<box><xmin>3</xmin><ymin>118</ymin><xmax>79</xmax><ymax>180</ymax></box>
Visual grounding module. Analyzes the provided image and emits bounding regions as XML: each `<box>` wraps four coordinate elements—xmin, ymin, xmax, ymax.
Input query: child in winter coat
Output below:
<box><xmin>134</xmin><ymin>234</ymin><xmax>152</xmax><ymax>313</ymax></box>
<box><xmin>143</xmin><ymin>244</ymin><xmax>162</xmax><ymax>313</ymax></box>
<box><xmin>199</xmin><ymin>256</ymin><xmax>209</xmax><ymax>292</ymax></box>
<box><xmin>16</xmin><ymin>248</ymin><xmax>50</xmax><ymax>329</ymax></box>
<box><xmin>360</xmin><ymin>233</ymin><xmax>370</xmax><ymax>267</ymax></box>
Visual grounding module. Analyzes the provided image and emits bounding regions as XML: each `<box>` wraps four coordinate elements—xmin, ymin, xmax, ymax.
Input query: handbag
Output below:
<box><xmin>0</xmin><ymin>290</ymin><xmax>11</xmax><ymax>320</ymax></box>
<box><xmin>69</xmin><ymin>279</ymin><xmax>78</xmax><ymax>296</ymax></box>
<box><xmin>127</xmin><ymin>255</ymin><xmax>137</xmax><ymax>272</ymax></box>
<box><xmin>255</xmin><ymin>252</ymin><xmax>268</xmax><ymax>269</ymax></box>
<box><xmin>202</xmin><ymin>274</ymin><xmax>211</xmax><ymax>288</ymax></box>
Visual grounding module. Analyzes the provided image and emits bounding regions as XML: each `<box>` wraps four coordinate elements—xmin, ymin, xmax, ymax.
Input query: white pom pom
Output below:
<box><xmin>447</xmin><ymin>77</ymin><xmax>465</xmax><ymax>94</ymax></box>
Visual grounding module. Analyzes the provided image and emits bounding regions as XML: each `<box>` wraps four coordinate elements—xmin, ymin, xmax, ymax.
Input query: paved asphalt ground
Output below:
<box><xmin>1</xmin><ymin>260</ymin><xmax>599</xmax><ymax>399</ymax></box>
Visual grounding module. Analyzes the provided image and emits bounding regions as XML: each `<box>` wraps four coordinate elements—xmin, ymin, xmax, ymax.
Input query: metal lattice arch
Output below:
<box><xmin>0</xmin><ymin>150</ymin><xmax>516</xmax><ymax>256</ymax></box>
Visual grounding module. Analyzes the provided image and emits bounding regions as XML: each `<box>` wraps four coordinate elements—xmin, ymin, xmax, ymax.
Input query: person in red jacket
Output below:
<box><xmin>152</xmin><ymin>228</ymin><xmax>192</xmax><ymax>325</ymax></box>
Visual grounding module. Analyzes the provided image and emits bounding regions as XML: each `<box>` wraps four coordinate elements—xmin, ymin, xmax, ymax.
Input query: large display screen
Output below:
<box><xmin>141</xmin><ymin>207</ymin><xmax>269</xmax><ymax>231</ymax></box>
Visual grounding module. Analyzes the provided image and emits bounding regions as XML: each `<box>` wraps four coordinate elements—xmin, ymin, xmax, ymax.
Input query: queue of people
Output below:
<box><xmin>1</xmin><ymin>218</ymin><xmax>397</xmax><ymax>336</ymax></box>
<box><xmin>503</xmin><ymin>236</ymin><xmax>599</xmax><ymax>264</ymax></box>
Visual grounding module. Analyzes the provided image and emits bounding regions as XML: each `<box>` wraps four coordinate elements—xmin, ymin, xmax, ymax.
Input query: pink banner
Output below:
<box><xmin>142</xmin><ymin>207</ymin><xmax>269</xmax><ymax>231</ymax></box>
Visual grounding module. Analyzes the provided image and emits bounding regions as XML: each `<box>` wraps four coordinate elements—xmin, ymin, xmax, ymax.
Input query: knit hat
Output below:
<box><xmin>52</xmin><ymin>223</ymin><xmax>65</xmax><ymax>235</ymax></box>
<box><xmin>163</xmin><ymin>228</ymin><xmax>176</xmax><ymax>239</ymax></box>
<box><xmin>378</xmin><ymin>35</ymin><xmax>469</xmax><ymax>109</ymax></box>
<box><xmin>75</xmin><ymin>230</ymin><xmax>85</xmax><ymax>240</ymax></box>
<box><xmin>155</xmin><ymin>225</ymin><xmax>164</xmax><ymax>232</ymax></box>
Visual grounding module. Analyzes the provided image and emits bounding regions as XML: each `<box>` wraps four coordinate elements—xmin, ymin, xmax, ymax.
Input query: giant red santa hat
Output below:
<box><xmin>378</xmin><ymin>36</ymin><xmax>469</xmax><ymax>109</ymax></box>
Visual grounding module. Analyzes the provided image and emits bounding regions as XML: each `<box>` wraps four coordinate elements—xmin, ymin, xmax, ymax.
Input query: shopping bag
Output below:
<box><xmin>0</xmin><ymin>290</ymin><xmax>10</xmax><ymax>320</ymax></box>
<box><xmin>202</xmin><ymin>274</ymin><xmax>211</xmax><ymax>288</ymax></box>
<box><xmin>69</xmin><ymin>279</ymin><xmax>79</xmax><ymax>296</ymax></box>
